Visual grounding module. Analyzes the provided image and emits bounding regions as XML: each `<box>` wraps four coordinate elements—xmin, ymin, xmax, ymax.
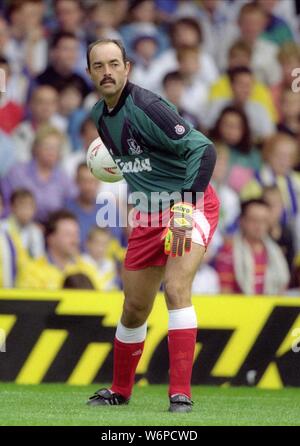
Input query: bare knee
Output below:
<box><xmin>164</xmin><ymin>278</ymin><xmax>192</xmax><ymax>310</ymax></box>
<box><xmin>122</xmin><ymin>298</ymin><xmax>152</xmax><ymax>328</ymax></box>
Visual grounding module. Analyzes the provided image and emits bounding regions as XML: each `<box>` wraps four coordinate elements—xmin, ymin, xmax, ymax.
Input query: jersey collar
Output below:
<box><xmin>103</xmin><ymin>81</ymin><xmax>133</xmax><ymax>116</ymax></box>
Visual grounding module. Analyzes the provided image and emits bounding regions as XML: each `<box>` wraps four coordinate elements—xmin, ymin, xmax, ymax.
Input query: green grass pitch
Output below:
<box><xmin>0</xmin><ymin>383</ymin><xmax>300</xmax><ymax>426</ymax></box>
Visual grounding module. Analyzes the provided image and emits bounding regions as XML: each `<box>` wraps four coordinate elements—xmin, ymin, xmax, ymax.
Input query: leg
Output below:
<box><xmin>87</xmin><ymin>266</ymin><xmax>164</xmax><ymax>406</ymax></box>
<box><xmin>110</xmin><ymin>266</ymin><xmax>165</xmax><ymax>399</ymax></box>
<box><xmin>164</xmin><ymin>243</ymin><xmax>206</xmax><ymax>410</ymax></box>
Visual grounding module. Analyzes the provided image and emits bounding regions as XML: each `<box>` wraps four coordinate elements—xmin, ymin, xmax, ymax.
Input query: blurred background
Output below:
<box><xmin>0</xmin><ymin>0</ymin><xmax>300</xmax><ymax>297</ymax></box>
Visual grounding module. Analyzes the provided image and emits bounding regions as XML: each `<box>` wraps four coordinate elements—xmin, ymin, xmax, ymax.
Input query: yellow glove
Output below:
<box><xmin>163</xmin><ymin>202</ymin><xmax>194</xmax><ymax>257</ymax></box>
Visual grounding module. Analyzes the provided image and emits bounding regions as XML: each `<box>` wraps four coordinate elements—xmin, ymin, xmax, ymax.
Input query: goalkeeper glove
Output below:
<box><xmin>163</xmin><ymin>202</ymin><xmax>194</xmax><ymax>257</ymax></box>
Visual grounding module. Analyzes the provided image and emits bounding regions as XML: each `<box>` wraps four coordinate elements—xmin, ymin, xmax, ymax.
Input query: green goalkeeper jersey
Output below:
<box><xmin>91</xmin><ymin>82</ymin><xmax>216</xmax><ymax>213</ymax></box>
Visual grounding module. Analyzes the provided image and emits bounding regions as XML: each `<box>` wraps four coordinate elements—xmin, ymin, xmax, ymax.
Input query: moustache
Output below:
<box><xmin>100</xmin><ymin>78</ymin><xmax>116</xmax><ymax>85</ymax></box>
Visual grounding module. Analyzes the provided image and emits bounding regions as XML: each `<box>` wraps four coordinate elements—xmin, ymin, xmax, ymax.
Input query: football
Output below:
<box><xmin>86</xmin><ymin>136</ymin><xmax>123</xmax><ymax>183</ymax></box>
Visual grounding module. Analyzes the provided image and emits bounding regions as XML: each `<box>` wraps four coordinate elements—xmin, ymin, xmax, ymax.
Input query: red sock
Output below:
<box><xmin>168</xmin><ymin>328</ymin><xmax>197</xmax><ymax>398</ymax></box>
<box><xmin>111</xmin><ymin>338</ymin><xmax>144</xmax><ymax>399</ymax></box>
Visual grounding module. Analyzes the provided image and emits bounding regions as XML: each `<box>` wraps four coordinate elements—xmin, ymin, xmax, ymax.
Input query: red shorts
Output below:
<box><xmin>124</xmin><ymin>184</ymin><xmax>220</xmax><ymax>270</ymax></box>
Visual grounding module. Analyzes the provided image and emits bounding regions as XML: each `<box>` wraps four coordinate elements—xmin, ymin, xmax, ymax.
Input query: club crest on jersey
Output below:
<box><xmin>175</xmin><ymin>124</ymin><xmax>185</xmax><ymax>135</ymax></box>
<box><xmin>127</xmin><ymin>138</ymin><xmax>143</xmax><ymax>155</ymax></box>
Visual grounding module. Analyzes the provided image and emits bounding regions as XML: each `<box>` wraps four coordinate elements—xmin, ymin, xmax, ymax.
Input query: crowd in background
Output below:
<box><xmin>0</xmin><ymin>0</ymin><xmax>300</xmax><ymax>295</ymax></box>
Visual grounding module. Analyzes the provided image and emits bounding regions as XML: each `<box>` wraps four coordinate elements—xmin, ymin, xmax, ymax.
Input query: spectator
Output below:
<box><xmin>6</xmin><ymin>0</ymin><xmax>48</xmax><ymax>76</ymax></box>
<box><xmin>143</xmin><ymin>16</ymin><xmax>219</xmax><ymax>93</ymax></box>
<box><xmin>174</xmin><ymin>46</ymin><xmax>209</xmax><ymax>120</ymax></box>
<box><xmin>241</xmin><ymin>132</ymin><xmax>300</xmax><ymax>226</ymax></box>
<box><xmin>0</xmin><ymin>227</ymin><xmax>28</xmax><ymax>288</ymax></box>
<box><xmin>209</xmin><ymin>40</ymin><xmax>278</xmax><ymax>123</ymax></box>
<box><xmin>65</xmin><ymin>162</ymin><xmax>125</xmax><ymax>251</ymax></box>
<box><xmin>210</xmin><ymin>106</ymin><xmax>261</xmax><ymax>193</ymax></box>
<box><xmin>256</xmin><ymin>0</ymin><xmax>295</xmax><ymax>47</ymax></box>
<box><xmin>271</xmin><ymin>43</ymin><xmax>300</xmax><ymax>117</ymax></box>
<box><xmin>277</xmin><ymin>88</ymin><xmax>300</xmax><ymax>147</ymax></box>
<box><xmin>161</xmin><ymin>71</ymin><xmax>201</xmax><ymax>129</ymax></box>
<box><xmin>205</xmin><ymin>67</ymin><xmax>275</xmax><ymax>142</ymax></box>
<box><xmin>13</xmin><ymin>85</ymin><xmax>71</xmax><ymax>162</ymax></box>
<box><xmin>0</xmin><ymin>57</ymin><xmax>24</xmax><ymax>134</ymax></box>
<box><xmin>35</xmin><ymin>31</ymin><xmax>90</xmax><ymax>98</ymax></box>
<box><xmin>2</xmin><ymin>125</ymin><xmax>76</xmax><ymax>223</ymax></box>
<box><xmin>129</xmin><ymin>34</ymin><xmax>160</xmax><ymax>89</ymax></box>
<box><xmin>120</xmin><ymin>0</ymin><xmax>167</xmax><ymax>61</ymax></box>
<box><xmin>82</xmin><ymin>226</ymin><xmax>119</xmax><ymax>291</ymax></box>
<box><xmin>219</xmin><ymin>2</ymin><xmax>281</xmax><ymax>85</ymax></box>
<box><xmin>62</xmin><ymin>116</ymin><xmax>98</xmax><ymax>178</ymax></box>
<box><xmin>57</xmin><ymin>83</ymin><xmax>87</xmax><ymax>151</ymax></box>
<box><xmin>192</xmin><ymin>245</ymin><xmax>221</xmax><ymax>295</ymax></box>
<box><xmin>16</xmin><ymin>210</ymin><xmax>101</xmax><ymax>289</ymax></box>
<box><xmin>262</xmin><ymin>185</ymin><xmax>295</xmax><ymax>272</ymax></box>
<box><xmin>0</xmin><ymin>130</ymin><xmax>16</xmax><ymax>178</ymax></box>
<box><xmin>62</xmin><ymin>272</ymin><xmax>95</xmax><ymax>290</ymax></box>
<box><xmin>0</xmin><ymin>188</ymin><xmax>45</xmax><ymax>258</ymax></box>
<box><xmin>215</xmin><ymin>199</ymin><xmax>290</xmax><ymax>295</ymax></box>
<box><xmin>211</xmin><ymin>142</ymin><xmax>241</xmax><ymax>233</ymax></box>
<box><xmin>85</xmin><ymin>0</ymin><xmax>126</xmax><ymax>43</ymax></box>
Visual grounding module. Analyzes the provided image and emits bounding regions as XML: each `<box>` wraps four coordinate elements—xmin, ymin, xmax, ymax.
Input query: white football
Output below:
<box><xmin>86</xmin><ymin>137</ymin><xmax>123</xmax><ymax>183</ymax></box>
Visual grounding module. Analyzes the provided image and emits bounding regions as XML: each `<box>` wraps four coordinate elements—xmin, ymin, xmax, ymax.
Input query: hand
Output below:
<box><xmin>163</xmin><ymin>202</ymin><xmax>194</xmax><ymax>257</ymax></box>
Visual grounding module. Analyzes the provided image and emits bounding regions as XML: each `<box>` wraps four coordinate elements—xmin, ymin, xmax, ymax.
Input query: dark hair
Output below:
<box><xmin>10</xmin><ymin>188</ymin><xmax>35</xmax><ymax>205</ymax></box>
<box><xmin>86</xmin><ymin>39</ymin><xmax>128</xmax><ymax>70</ymax></box>
<box><xmin>228</xmin><ymin>66</ymin><xmax>252</xmax><ymax>83</ymax></box>
<box><xmin>0</xmin><ymin>56</ymin><xmax>9</xmax><ymax>66</ymax></box>
<box><xmin>240</xmin><ymin>199</ymin><xmax>269</xmax><ymax>217</ymax></box>
<box><xmin>50</xmin><ymin>31</ymin><xmax>78</xmax><ymax>50</ymax></box>
<box><xmin>169</xmin><ymin>17</ymin><xmax>203</xmax><ymax>46</ymax></box>
<box><xmin>162</xmin><ymin>70</ymin><xmax>184</xmax><ymax>87</ymax></box>
<box><xmin>210</xmin><ymin>105</ymin><xmax>252</xmax><ymax>154</ymax></box>
<box><xmin>45</xmin><ymin>210</ymin><xmax>77</xmax><ymax>240</ymax></box>
<box><xmin>63</xmin><ymin>273</ymin><xmax>95</xmax><ymax>290</ymax></box>
<box><xmin>80</xmin><ymin>116</ymin><xmax>96</xmax><ymax>135</ymax></box>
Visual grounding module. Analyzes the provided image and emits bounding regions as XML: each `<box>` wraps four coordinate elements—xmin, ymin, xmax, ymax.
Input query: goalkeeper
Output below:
<box><xmin>86</xmin><ymin>39</ymin><xmax>219</xmax><ymax>413</ymax></box>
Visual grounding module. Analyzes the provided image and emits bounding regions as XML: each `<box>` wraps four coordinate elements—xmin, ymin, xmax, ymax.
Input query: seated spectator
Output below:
<box><xmin>204</xmin><ymin>67</ymin><xmax>275</xmax><ymax>142</ymax></box>
<box><xmin>0</xmin><ymin>130</ymin><xmax>16</xmax><ymax>178</ymax></box>
<box><xmin>209</xmin><ymin>40</ymin><xmax>278</xmax><ymax>123</ymax></box>
<box><xmin>2</xmin><ymin>125</ymin><xmax>76</xmax><ymax>223</ymax></box>
<box><xmin>16</xmin><ymin>210</ymin><xmax>101</xmax><ymax>290</ymax></box>
<box><xmin>0</xmin><ymin>57</ymin><xmax>24</xmax><ymax>134</ymax></box>
<box><xmin>65</xmin><ymin>163</ymin><xmax>125</xmax><ymax>250</ymax></box>
<box><xmin>0</xmin><ymin>222</ymin><xmax>29</xmax><ymax>288</ymax></box>
<box><xmin>241</xmin><ymin>132</ymin><xmax>300</xmax><ymax>226</ymax></box>
<box><xmin>6</xmin><ymin>0</ymin><xmax>48</xmax><ymax>76</ymax></box>
<box><xmin>210</xmin><ymin>105</ymin><xmax>261</xmax><ymax>192</ymax></box>
<box><xmin>211</xmin><ymin>142</ymin><xmax>241</xmax><ymax>233</ymax></box>
<box><xmin>174</xmin><ymin>46</ymin><xmax>209</xmax><ymax>120</ymax></box>
<box><xmin>143</xmin><ymin>17</ymin><xmax>219</xmax><ymax>93</ymax></box>
<box><xmin>129</xmin><ymin>33</ymin><xmax>161</xmax><ymax>90</ymax></box>
<box><xmin>219</xmin><ymin>2</ymin><xmax>281</xmax><ymax>86</ymax></box>
<box><xmin>62</xmin><ymin>117</ymin><xmax>99</xmax><ymax>178</ymax></box>
<box><xmin>262</xmin><ymin>185</ymin><xmax>295</xmax><ymax>273</ymax></box>
<box><xmin>35</xmin><ymin>31</ymin><xmax>90</xmax><ymax>98</ymax></box>
<box><xmin>257</xmin><ymin>0</ymin><xmax>295</xmax><ymax>47</ymax></box>
<box><xmin>52</xmin><ymin>0</ymin><xmax>88</xmax><ymax>79</ymax></box>
<box><xmin>276</xmin><ymin>88</ymin><xmax>300</xmax><ymax>146</ymax></box>
<box><xmin>192</xmin><ymin>246</ymin><xmax>220</xmax><ymax>295</ymax></box>
<box><xmin>119</xmin><ymin>0</ymin><xmax>168</xmax><ymax>62</ymax></box>
<box><xmin>57</xmin><ymin>83</ymin><xmax>87</xmax><ymax>151</ymax></box>
<box><xmin>215</xmin><ymin>199</ymin><xmax>290</xmax><ymax>295</ymax></box>
<box><xmin>271</xmin><ymin>43</ymin><xmax>300</xmax><ymax>116</ymax></box>
<box><xmin>62</xmin><ymin>272</ymin><xmax>95</xmax><ymax>290</ymax></box>
<box><xmin>82</xmin><ymin>226</ymin><xmax>119</xmax><ymax>291</ymax></box>
<box><xmin>85</xmin><ymin>0</ymin><xmax>125</xmax><ymax>43</ymax></box>
<box><xmin>0</xmin><ymin>189</ymin><xmax>45</xmax><ymax>259</ymax></box>
<box><xmin>13</xmin><ymin>85</ymin><xmax>71</xmax><ymax>163</ymax></box>
<box><xmin>161</xmin><ymin>71</ymin><xmax>201</xmax><ymax>130</ymax></box>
